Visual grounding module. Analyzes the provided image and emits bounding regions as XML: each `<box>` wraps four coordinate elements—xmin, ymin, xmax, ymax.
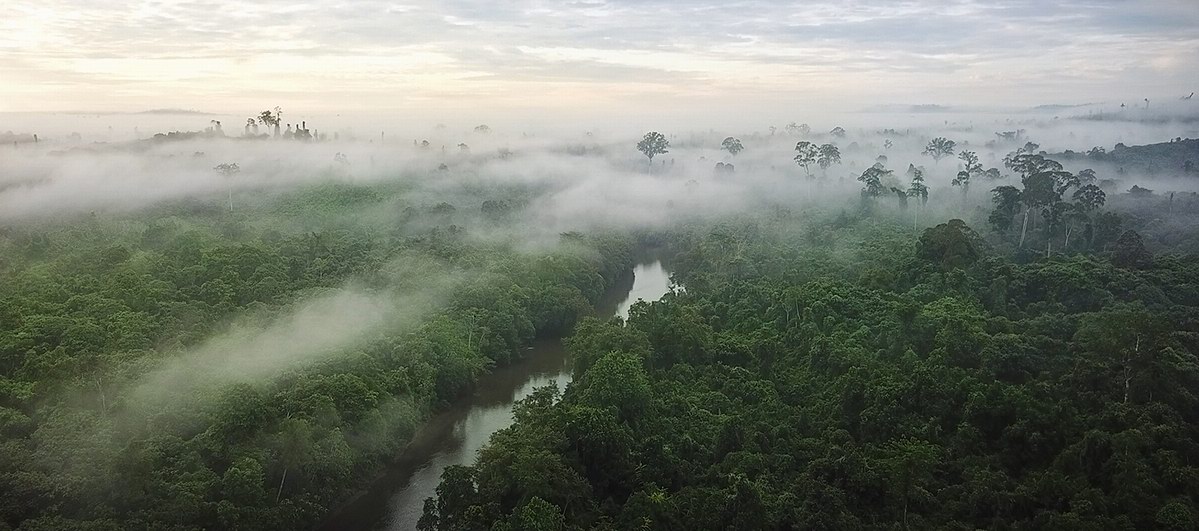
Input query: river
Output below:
<box><xmin>319</xmin><ymin>260</ymin><xmax>672</xmax><ymax>530</ymax></box>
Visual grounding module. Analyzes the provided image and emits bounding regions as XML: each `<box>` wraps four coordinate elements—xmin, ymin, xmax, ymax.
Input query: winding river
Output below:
<box><xmin>320</xmin><ymin>260</ymin><xmax>672</xmax><ymax>530</ymax></box>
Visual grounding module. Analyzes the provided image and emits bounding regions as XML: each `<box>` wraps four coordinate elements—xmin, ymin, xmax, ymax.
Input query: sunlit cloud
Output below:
<box><xmin>0</xmin><ymin>0</ymin><xmax>1196</xmax><ymax>118</ymax></box>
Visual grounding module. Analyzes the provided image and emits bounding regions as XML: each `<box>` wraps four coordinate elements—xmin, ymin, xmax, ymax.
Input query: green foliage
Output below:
<box><xmin>923</xmin><ymin>137</ymin><xmax>956</xmax><ymax>163</ymax></box>
<box><xmin>422</xmin><ymin>215</ymin><xmax>1199</xmax><ymax>530</ymax></box>
<box><xmin>905</xmin><ymin>165</ymin><xmax>928</xmax><ymax>205</ymax></box>
<box><xmin>916</xmin><ymin>219</ymin><xmax>983</xmax><ymax>269</ymax></box>
<box><xmin>793</xmin><ymin>141</ymin><xmax>818</xmax><ymax>177</ymax></box>
<box><xmin>0</xmin><ymin>180</ymin><xmax>636</xmax><ymax>530</ymax></box>
<box><xmin>1112</xmin><ymin>230</ymin><xmax>1153</xmax><ymax>269</ymax></box>
<box><xmin>817</xmin><ymin>143</ymin><xmax>841</xmax><ymax>175</ymax></box>
<box><xmin>1053</xmin><ymin>138</ymin><xmax>1199</xmax><ymax>175</ymax></box>
<box><xmin>576</xmin><ymin>352</ymin><xmax>652</xmax><ymax>423</ymax></box>
<box><xmin>516</xmin><ymin>497</ymin><xmax>565</xmax><ymax>531</ymax></box>
<box><xmin>857</xmin><ymin>162</ymin><xmax>892</xmax><ymax>200</ymax></box>
<box><xmin>720</xmin><ymin>137</ymin><xmax>744</xmax><ymax>157</ymax></box>
<box><xmin>636</xmin><ymin>132</ymin><xmax>669</xmax><ymax>161</ymax></box>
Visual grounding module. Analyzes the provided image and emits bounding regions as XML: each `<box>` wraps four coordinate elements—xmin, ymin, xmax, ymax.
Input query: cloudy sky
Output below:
<box><xmin>2</xmin><ymin>0</ymin><xmax>1197</xmax><ymax>121</ymax></box>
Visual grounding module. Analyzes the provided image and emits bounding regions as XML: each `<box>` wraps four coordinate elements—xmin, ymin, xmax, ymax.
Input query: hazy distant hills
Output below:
<box><xmin>1032</xmin><ymin>103</ymin><xmax>1095</xmax><ymax>111</ymax></box>
<box><xmin>860</xmin><ymin>104</ymin><xmax>955</xmax><ymax>113</ymax></box>
<box><xmin>1053</xmin><ymin>138</ymin><xmax>1199</xmax><ymax>175</ymax></box>
<box><xmin>135</xmin><ymin>109</ymin><xmax>216</xmax><ymax>115</ymax></box>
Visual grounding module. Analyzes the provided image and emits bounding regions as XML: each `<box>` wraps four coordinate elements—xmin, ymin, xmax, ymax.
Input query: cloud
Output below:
<box><xmin>0</xmin><ymin>0</ymin><xmax>1196</xmax><ymax>118</ymax></box>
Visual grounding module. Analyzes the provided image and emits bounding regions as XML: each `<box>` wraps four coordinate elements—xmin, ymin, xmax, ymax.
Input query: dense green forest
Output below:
<box><xmin>6</xmin><ymin>0</ymin><xmax>1199</xmax><ymax>527</ymax></box>
<box><xmin>0</xmin><ymin>182</ymin><xmax>637</xmax><ymax>530</ymax></box>
<box><xmin>4</xmin><ymin>132</ymin><xmax>1199</xmax><ymax>531</ymax></box>
<box><xmin>417</xmin><ymin>210</ymin><xmax>1199</xmax><ymax>530</ymax></box>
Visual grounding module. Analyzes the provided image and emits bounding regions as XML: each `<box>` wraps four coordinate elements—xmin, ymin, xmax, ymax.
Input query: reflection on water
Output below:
<box><xmin>378</xmin><ymin>339</ymin><xmax>568</xmax><ymax>531</ymax></box>
<box><xmin>615</xmin><ymin>261</ymin><xmax>671</xmax><ymax>320</ymax></box>
<box><xmin>592</xmin><ymin>261</ymin><xmax>673</xmax><ymax>321</ymax></box>
<box><xmin>318</xmin><ymin>261</ymin><xmax>671</xmax><ymax>531</ymax></box>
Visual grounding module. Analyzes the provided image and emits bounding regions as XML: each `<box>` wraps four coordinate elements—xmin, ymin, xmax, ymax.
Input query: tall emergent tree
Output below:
<box><xmin>923</xmin><ymin>137</ymin><xmax>956</xmax><ymax>164</ymax></box>
<box><xmin>989</xmin><ymin>185</ymin><xmax>1022</xmax><ymax>234</ymax></box>
<box><xmin>214</xmin><ymin>162</ymin><xmax>240</xmax><ymax>211</ymax></box>
<box><xmin>990</xmin><ymin>153</ymin><xmax>1074</xmax><ymax>248</ymax></box>
<box><xmin>721</xmin><ymin>137</ymin><xmax>744</xmax><ymax>156</ymax></box>
<box><xmin>258</xmin><ymin>107</ymin><xmax>282</xmax><ymax>138</ymax></box>
<box><xmin>858</xmin><ymin>162</ymin><xmax>892</xmax><ymax>206</ymax></box>
<box><xmin>907</xmin><ymin>165</ymin><xmax>929</xmax><ymax>230</ymax></box>
<box><xmin>953</xmin><ymin>150</ymin><xmax>982</xmax><ymax>200</ymax></box>
<box><xmin>636</xmin><ymin>132</ymin><xmax>670</xmax><ymax>171</ymax></box>
<box><xmin>817</xmin><ymin>143</ymin><xmax>841</xmax><ymax>178</ymax></box>
<box><xmin>1077</xmin><ymin>168</ymin><xmax>1097</xmax><ymax>185</ymax></box>
<box><xmin>1067</xmin><ymin>183</ymin><xmax>1107</xmax><ymax>248</ymax></box>
<box><xmin>793</xmin><ymin>141</ymin><xmax>818</xmax><ymax>178</ymax></box>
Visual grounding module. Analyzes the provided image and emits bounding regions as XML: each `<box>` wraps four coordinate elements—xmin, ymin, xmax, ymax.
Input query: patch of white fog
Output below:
<box><xmin>125</xmin><ymin>276</ymin><xmax>456</xmax><ymax>416</ymax></box>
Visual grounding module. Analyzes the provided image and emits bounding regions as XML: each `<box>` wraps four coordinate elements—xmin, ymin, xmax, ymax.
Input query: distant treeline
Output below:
<box><xmin>1052</xmin><ymin>138</ymin><xmax>1199</xmax><ymax>176</ymax></box>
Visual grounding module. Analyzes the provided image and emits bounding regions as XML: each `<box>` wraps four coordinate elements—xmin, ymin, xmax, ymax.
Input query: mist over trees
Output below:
<box><xmin>2</xmin><ymin>102</ymin><xmax>1199</xmax><ymax>531</ymax></box>
<box><xmin>636</xmin><ymin>131</ymin><xmax>670</xmax><ymax>172</ymax></box>
<box><xmin>258</xmin><ymin>107</ymin><xmax>282</xmax><ymax>138</ymax></box>
<box><xmin>5</xmin><ymin>0</ymin><xmax>1199</xmax><ymax>528</ymax></box>
<box><xmin>721</xmin><ymin>136</ymin><xmax>744</xmax><ymax>156</ymax></box>
<box><xmin>923</xmin><ymin>136</ymin><xmax>956</xmax><ymax>164</ymax></box>
<box><xmin>817</xmin><ymin>143</ymin><xmax>842</xmax><ymax>177</ymax></box>
<box><xmin>793</xmin><ymin>140</ymin><xmax>818</xmax><ymax>177</ymax></box>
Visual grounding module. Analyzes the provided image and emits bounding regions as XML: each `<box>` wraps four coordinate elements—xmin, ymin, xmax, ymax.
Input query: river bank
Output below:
<box><xmin>318</xmin><ymin>259</ymin><xmax>673</xmax><ymax>530</ymax></box>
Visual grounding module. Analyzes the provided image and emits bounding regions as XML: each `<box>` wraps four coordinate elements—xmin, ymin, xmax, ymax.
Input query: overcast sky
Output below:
<box><xmin>2</xmin><ymin>0</ymin><xmax>1197</xmax><ymax>122</ymax></box>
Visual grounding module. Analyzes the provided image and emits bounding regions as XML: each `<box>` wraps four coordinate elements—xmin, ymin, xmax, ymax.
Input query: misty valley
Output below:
<box><xmin>3</xmin><ymin>107</ymin><xmax>1199</xmax><ymax>531</ymax></box>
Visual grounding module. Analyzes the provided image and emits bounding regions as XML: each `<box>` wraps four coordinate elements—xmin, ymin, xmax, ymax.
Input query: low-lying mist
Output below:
<box><xmin>125</xmin><ymin>279</ymin><xmax>452</xmax><ymax>415</ymax></box>
<box><xmin>5</xmin><ymin>108</ymin><xmax>1199</xmax><ymax>418</ymax></box>
<box><xmin>4</xmin><ymin>103</ymin><xmax>1199</xmax><ymax>531</ymax></box>
<box><xmin>4</xmin><ymin>108</ymin><xmax>1197</xmax><ymax>235</ymax></box>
